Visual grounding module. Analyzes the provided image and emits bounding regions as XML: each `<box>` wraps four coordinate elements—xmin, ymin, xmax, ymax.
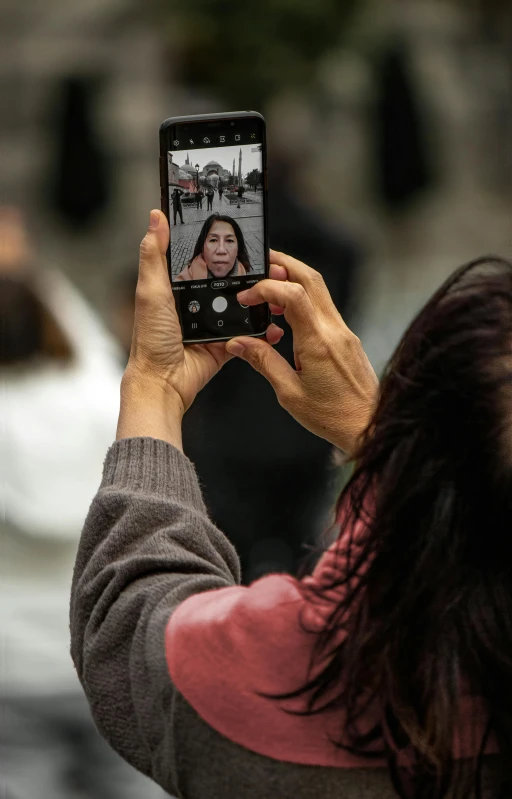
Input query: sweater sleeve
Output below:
<box><xmin>69</xmin><ymin>436</ymin><xmax>241</xmax><ymax>794</ymax></box>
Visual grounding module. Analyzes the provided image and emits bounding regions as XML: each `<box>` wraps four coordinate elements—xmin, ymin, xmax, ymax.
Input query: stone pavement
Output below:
<box><xmin>170</xmin><ymin>193</ymin><xmax>264</xmax><ymax>277</ymax></box>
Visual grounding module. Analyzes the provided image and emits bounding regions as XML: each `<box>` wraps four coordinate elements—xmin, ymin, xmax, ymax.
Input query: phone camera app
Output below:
<box><xmin>168</xmin><ymin>142</ymin><xmax>264</xmax><ymax>283</ymax></box>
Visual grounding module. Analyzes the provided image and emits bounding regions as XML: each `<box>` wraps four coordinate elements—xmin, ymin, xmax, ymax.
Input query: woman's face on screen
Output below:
<box><xmin>203</xmin><ymin>221</ymin><xmax>238</xmax><ymax>277</ymax></box>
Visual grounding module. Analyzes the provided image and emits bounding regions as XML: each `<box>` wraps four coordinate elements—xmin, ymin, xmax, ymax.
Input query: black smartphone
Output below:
<box><xmin>159</xmin><ymin>111</ymin><xmax>271</xmax><ymax>344</ymax></box>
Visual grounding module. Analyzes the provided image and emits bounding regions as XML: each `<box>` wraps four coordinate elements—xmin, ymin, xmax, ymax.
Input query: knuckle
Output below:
<box><xmin>135</xmin><ymin>282</ymin><xmax>152</xmax><ymax>307</ymax></box>
<box><xmin>288</xmin><ymin>282</ymin><xmax>306</xmax><ymax>303</ymax></box>
<box><xmin>250</xmin><ymin>347</ymin><xmax>268</xmax><ymax>373</ymax></box>
<box><xmin>308</xmin><ymin>269</ymin><xmax>325</xmax><ymax>289</ymax></box>
<box><xmin>277</xmin><ymin>382</ymin><xmax>300</xmax><ymax>409</ymax></box>
<box><xmin>308</xmin><ymin>335</ymin><xmax>331</xmax><ymax>364</ymax></box>
<box><xmin>139</xmin><ymin>233</ymin><xmax>157</xmax><ymax>260</ymax></box>
<box><xmin>314</xmin><ymin>337</ymin><xmax>330</xmax><ymax>360</ymax></box>
<box><xmin>276</xmin><ymin>383</ymin><xmax>294</xmax><ymax>406</ymax></box>
<box><xmin>346</xmin><ymin>331</ymin><xmax>361</xmax><ymax>350</ymax></box>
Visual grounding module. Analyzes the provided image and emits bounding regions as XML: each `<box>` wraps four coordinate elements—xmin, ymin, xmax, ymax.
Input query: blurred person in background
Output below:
<box><xmin>0</xmin><ymin>207</ymin><xmax>162</xmax><ymax>799</ymax></box>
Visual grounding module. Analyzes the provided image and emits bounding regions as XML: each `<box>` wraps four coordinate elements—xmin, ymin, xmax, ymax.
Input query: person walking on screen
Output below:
<box><xmin>206</xmin><ymin>186</ymin><xmax>214</xmax><ymax>211</ymax></box>
<box><xmin>218</xmin><ymin>184</ymin><xmax>224</xmax><ymax>204</ymax></box>
<box><xmin>171</xmin><ymin>188</ymin><xmax>184</xmax><ymax>225</ymax></box>
<box><xmin>236</xmin><ymin>184</ymin><xmax>245</xmax><ymax>209</ymax></box>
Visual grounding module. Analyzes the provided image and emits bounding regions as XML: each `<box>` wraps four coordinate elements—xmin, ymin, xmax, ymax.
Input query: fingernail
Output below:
<box><xmin>227</xmin><ymin>341</ymin><xmax>245</xmax><ymax>357</ymax></box>
<box><xmin>149</xmin><ymin>211</ymin><xmax>160</xmax><ymax>229</ymax></box>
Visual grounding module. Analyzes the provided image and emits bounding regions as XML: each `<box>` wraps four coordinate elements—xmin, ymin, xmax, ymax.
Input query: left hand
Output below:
<box><xmin>124</xmin><ymin>210</ymin><xmax>283</xmax><ymax>416</ymax></box>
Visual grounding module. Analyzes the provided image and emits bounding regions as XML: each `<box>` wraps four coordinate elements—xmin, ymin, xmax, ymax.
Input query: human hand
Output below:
<box><xmin>225</xmin><ymin>250</ymin><xmax>379</xmax><ymax>455</ymax></box>
<box><xmin>124</xmin><ymin>211</ymin><xmax>283</xmax><ymax>418</ymax></box>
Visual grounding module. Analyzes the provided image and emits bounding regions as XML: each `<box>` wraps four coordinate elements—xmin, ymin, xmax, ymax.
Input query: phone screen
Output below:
<box><xmin>160</xmin><ymin>114</ymin><xmax>270</xmax><ymax>343</ymax></box>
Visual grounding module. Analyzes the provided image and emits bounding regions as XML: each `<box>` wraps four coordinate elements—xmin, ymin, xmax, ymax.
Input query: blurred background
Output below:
<box><xmin>1</xmin><ymin>0</ymin><xmax>511</xmax><ymax>797</ymax></box>
<box><xmin>2</xmin><ymin>0</ymin><xmax>511</xmax><ymax>367</ymax></box>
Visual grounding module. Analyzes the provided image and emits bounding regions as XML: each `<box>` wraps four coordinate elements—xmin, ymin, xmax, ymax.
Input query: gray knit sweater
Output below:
<box><xmin>70</xmin><ymin>437</ymin><xmax>500</xmax><ymax>798</ymax></box>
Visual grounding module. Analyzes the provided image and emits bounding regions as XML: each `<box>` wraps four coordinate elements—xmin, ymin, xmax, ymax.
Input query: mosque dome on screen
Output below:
<box><xmin>202</xmin><ymin>160</ymin><xmax>230</xmax><ymax>178</ymax></box>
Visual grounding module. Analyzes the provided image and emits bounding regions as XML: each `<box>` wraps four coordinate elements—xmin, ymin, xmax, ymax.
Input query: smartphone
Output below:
<box><xmin>159</xmin><ymin>111</ymin><xmax>271</xmax><ymax>343</ymax></box>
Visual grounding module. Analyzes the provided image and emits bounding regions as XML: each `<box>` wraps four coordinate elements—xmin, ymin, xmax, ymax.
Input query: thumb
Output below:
<box><xmin>138</xmin><ymin>210</ymin><xmax>170</xmax><ymax>289</ymax></box>
<box><xmin>226</xmin><ymin>337</ymin><xmax>300</xmax><ymax>402</ymax></box>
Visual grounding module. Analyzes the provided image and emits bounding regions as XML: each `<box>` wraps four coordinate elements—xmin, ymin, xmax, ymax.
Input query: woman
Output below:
<box><xmin>175</xmin><ymin>213</ymin><xmax>252</xmax><ymax>281</ymax></box>
<box><xmin>1</xmin><ymin>209</ymin><xmax>162</xmax><ymax>799</ymax></box>
<box><xmin>71</xmin><ymin>210</ymin><xmax>509</xmax><ymax>798</ymax></box>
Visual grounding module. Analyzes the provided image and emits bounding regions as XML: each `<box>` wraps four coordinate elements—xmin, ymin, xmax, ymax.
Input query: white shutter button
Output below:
<box><xmin>212</xmin><ymin>296</ymin><xmax>228</xmax><ymax>313</ymax></box>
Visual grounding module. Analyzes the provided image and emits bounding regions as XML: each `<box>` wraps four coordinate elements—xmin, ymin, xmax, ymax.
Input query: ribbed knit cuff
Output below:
<box><xmin>101</xmin><ymin>437</ymin><xmax>205</xmax><ymax>509</ymax></box>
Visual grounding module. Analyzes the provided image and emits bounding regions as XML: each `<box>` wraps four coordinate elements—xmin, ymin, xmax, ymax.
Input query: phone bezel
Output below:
<box><xmin>159</xmin><ymin>111</ymin><xmax>270</xmax><ymax>344</ymax></box>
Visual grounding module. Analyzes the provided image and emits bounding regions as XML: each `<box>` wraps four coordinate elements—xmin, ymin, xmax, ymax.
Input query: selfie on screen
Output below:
<box><xmin>167</xmin><ymin>144</ymin><xmax>265</xmax><ymax>282</ymax></box>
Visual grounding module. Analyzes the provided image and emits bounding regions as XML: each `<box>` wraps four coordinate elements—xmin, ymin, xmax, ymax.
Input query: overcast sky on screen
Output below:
<box><xmin>170</xmin><ymin>144</ymin><xmax>262</xmax><ymax>173</ymax></box>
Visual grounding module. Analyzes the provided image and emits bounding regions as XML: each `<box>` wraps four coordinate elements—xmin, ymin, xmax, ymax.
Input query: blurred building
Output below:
<box><xmin>304</xmin><ymin>0</ymin><xmax>512</xmax><ymax>372</ymax></box>
<box><xmin>1</xmin><ymin>0</ymin><xmax>170</xmax><ymax>316</ymax></box>
<box><xmin>167</xmin><ymin>154</ymin><xmax>180</xmax><ymax>187</ymax></box>
<box><xmin>2</xmin><ymin>0</ymin><xmax>510</xmax><ymax>369</ymax></box>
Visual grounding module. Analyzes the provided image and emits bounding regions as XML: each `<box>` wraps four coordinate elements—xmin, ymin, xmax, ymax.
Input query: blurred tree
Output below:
<box><xmin>246</xmin><ymin>169</ymin><xmax>262</xmax><ymax>190</ymax></box>
<box><xmin>161</xmin><ymin>0</ymin><xmax>359</xmax><ymax>108</ymax></box>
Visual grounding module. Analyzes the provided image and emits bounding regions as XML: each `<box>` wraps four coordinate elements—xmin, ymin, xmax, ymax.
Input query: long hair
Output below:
<box><xmin>188</xmin><ymin>213</ymin><xmax>252</xmax><ymax>272</ymax></box>
<box><xmin>264</xmin><ymin>257</ymin><xmax>512</xmax><ymax>798</ymax></box>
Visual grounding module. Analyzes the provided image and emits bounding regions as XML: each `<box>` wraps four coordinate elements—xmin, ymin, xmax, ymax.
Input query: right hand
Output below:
<box><xmin>225</xmin><ymin>250</ymin><xmax>379</xmax><ymax>455</ymax></box>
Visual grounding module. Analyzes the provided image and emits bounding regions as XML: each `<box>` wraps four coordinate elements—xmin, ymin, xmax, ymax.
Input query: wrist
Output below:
<box><xmin>331</xmin><ymin>412</ymin><xmax>374</xmax><ymax>457</ymax></box>
<box><xmin>117</xmin><ymin>368</ymin><xmax>184</xmax><ymax>451</ymax></box>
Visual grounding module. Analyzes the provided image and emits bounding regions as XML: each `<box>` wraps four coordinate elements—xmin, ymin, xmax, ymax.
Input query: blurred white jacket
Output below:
<box><xmin>1</xmin><ymin>270</ymin><xmax>123</xmax><ymax>695</ymax></box>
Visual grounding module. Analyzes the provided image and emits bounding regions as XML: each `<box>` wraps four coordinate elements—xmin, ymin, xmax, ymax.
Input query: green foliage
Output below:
<box><xmin>246</xmin><ymin>168</ymin><xmax>262</xmax><ymax>190</ymax></box>
<box><xmin>161</xmin><ymin>0</ymin><xmax>359</xmax><ymax>107</ymax></box>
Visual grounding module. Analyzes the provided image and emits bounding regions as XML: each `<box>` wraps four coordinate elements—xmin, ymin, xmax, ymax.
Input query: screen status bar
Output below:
<box><xmin>170</xmin><ymin>131</ymin><xmax>260</xmax><ymax>150</ymax></box>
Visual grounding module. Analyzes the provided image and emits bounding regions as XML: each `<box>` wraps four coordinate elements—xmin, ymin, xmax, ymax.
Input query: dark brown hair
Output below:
<box><xmin>263</xmin><ymin>257</ymin><xmax>512</xmax><ymax>798</ymax></box>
